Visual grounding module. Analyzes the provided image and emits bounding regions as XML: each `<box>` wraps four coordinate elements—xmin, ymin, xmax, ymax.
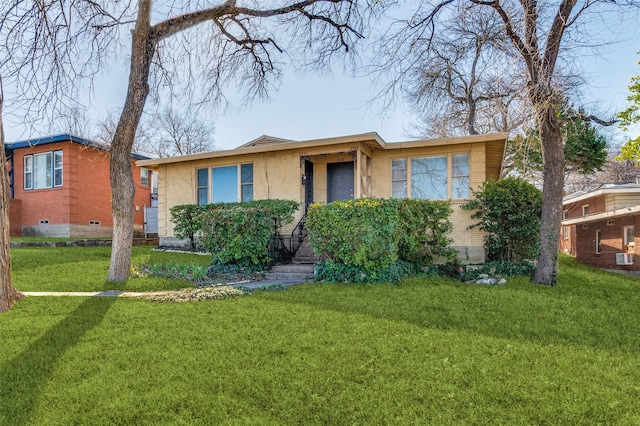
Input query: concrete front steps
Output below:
<box><xmin>264</xmin><ymin>263</ymin><xmax>315</xmax><ymax>281</ymax></box>
<box><xmin>263</xmin><ymin>239</ymin><xmax>320</xmax><ymax>282</ymax></box>
<box><xmin>291</xmin><ymin>238</ymin><xmax>321</xmax><ymax>264</ymax></box>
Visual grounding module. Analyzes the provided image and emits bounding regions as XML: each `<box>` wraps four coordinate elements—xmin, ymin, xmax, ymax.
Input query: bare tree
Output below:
<box><xmin>106</xmin><ymin>1</ymin><xmax>365</xmax><ymax>281</ymax></box>
<box><xmin>0</xmin><ymin>1</ymin><xmax>126</xmax><ymax>312</ymax></box>
<box><xmin>0</xmin><ymin>79</ymin><xmax>24</xmax><ymax>313</ymax></box>
<box><xmin>94</xmin><ymin>109</ymin><xmax>155</xmax><ymax>155</ymax></box>
<box><xmin>402</xmin><ymin>7</ymin><xmax>530</xmax><ymax>137</ymax></box>
<box><xmin>140</xmin><ymin>108</ymin><xmax>216</xmax><ymax>157</ymax></box>
<box><xmin>374</xmin><ymin>0</ymin><xmax>637</xmax><ymax>285</ymax></box>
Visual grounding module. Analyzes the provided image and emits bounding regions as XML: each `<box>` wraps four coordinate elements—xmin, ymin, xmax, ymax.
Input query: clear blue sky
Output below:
<box><xmin>4</xmin><ymin>9</ymin><xmax>639</xmax><ymax>150</ymax></box>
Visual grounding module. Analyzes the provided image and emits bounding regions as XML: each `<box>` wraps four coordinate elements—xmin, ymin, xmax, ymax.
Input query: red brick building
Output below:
<box><xmin>5</xmin><ymin>134</ymin><xmax>156</xmax><ymax>238</ymax></box>
<box><xmin>561</xmin><ymin>183</ymin><xmax>640</xmax><ymax>270</ymax></box>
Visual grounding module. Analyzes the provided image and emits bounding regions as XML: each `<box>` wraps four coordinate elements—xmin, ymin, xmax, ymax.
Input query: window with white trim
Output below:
<box><xmin>391</xmin><ymin>159</ymin><xmax>407</xmax><ymax>198</ymax></box>
<box><xmin>24</xmin><ymin>150</ymin><xmax>63</xmax><ymax>190</ymax></box>
<box><xmin>595</xmin><ymin>230</ymin><xmax>601</xmax><ymax>254</ymax></box>
<box><xmin>140</xmin><ymin>168</ymin><xmax>149</xmax><ymax>186</ymax></box>
<box><xmin>391</xmin><ymin>153</ymin><xmax>470</xmax><ymax>200</ymax></box>
<box><xmin>624</xmin><ymin>225</ymin><xmax>635</xmax><ymax>247</ymax></box>
<box><xmin>197</xmin><ymin>164</ymin><xmax>253</xmax><ymax>204</ymax></box>
<box><xmin>240</xmin><ymin>164</ymin><xmax>253</xmax><ymax>202</ymax></box>
<box><xmin>197</xmin><ymin>168</ymin><xmax>208</xmax><ymax>205</ymax></box>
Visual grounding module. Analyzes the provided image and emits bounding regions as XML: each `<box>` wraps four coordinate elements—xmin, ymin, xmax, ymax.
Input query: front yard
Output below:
<box><xmin>1</xmin><ymin>247</ymin><xmax>639</xmax><ymax>424</ymax></box>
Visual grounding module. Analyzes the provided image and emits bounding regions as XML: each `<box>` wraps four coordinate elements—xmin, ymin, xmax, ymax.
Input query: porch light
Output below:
<box><xmin>301</xmin><ymin>174</ymin><xmax>307</xmax><ymax>185</ymax></box>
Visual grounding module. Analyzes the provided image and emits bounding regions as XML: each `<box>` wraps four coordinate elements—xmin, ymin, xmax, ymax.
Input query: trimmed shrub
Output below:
<box><xmin>306</xmin><ymin>198</ymin><xmax>401</xmax><ymax>271</ymax></box>
<box><xmin>306</xmin><ymin>198</ymin><xmax>455</xmax><ymax>281</ymax></box>
<box><xmin>461</xmin><ymin>177</ymin><xmax>542</xmax><ymax>261</ymax></box>
<box><xmin>397</xmin><ymin>199</ymin><xmax>457</xmax><ymax>266</ymax></box>
<box><xmin>170</xmin><ymin>204</ymin><xmax>204</xmax><ymax>250</ymax></box>
<box><xmin>197</xmin><ymin>200</ymin><xmax>299</xmax><ymax>267</ymax></box>
<box><xmin>170</xmin><ymin>200</ymin><xmax>299</xmax><ymax>267</ymax></box>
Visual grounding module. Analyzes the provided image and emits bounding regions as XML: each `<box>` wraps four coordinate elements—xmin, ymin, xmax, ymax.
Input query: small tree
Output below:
<box><xmin>616</xmin><ymin>59</ymin><xmax>640</xmax><ymax>163</ymax></box>
<box><xmin>462</xmin><ymin>177</ymin><xmax>542</xmax><ymax>262</ymax></box>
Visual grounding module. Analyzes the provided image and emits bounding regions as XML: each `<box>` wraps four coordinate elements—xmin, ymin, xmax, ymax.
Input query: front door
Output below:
<box><xmin>304</xmin><ymin>160</ymin><xmax>314</xmax><ymax>211</ymax></box>
<box><xmin>327</xmin><ymin>162</ymin><xmax>354</xmax><ymax>203</ymax></box>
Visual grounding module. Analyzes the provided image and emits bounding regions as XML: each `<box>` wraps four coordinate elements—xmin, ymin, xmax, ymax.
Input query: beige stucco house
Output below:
<box><xmin>137</xmin><ymin>132</ymin><xmax>506</xmax><ymax>262</ymax></box>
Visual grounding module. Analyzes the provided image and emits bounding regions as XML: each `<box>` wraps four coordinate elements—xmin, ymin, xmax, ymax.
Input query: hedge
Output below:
<box><xmin>170</xmin><ymin>199</ymin><xmax>299</xmax><ymax>267</ymax></box>
<box><xmin>306</xmin><ymin>198</ymin><xmax>456</xmax><ymax>281</ymax></box>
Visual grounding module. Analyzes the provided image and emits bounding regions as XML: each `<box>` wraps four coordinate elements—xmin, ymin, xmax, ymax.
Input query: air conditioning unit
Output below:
<box><xmin>616</xmin><ymin>253</ymin><xmax>634</xmax><ymax>265</ymax></box>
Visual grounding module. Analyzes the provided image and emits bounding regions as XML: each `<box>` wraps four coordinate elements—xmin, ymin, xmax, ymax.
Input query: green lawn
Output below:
<box><xmin>1</xmin><ymin>252</ymin><xmax>639</xmax><ymax>424</ymax></box>
<box><xmin>11</xmin><ymin>246</ymin><xmax>210</xmax><ymax>292</ymax></box>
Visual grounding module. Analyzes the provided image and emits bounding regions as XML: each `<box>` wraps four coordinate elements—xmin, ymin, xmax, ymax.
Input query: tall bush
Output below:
<box><xmin>170</xmin><ymin>204</ymin><xmax>203</xmax><ymax>250</ymax></box>
<box><xmin>461</xmin><ymin>177</ymin><xmax>542</xmax><ymax>261</ymax></box>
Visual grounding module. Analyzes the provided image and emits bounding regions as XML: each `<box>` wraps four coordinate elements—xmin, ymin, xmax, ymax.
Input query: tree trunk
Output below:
<box><xmin>532</xmin><ymin>103</ymin><xmax>565</xmax><ymax>285</ymax></box>
<box><xmin>107</xmin><ymin>0</ymin><xmax>154</xmax><ymax>282</ymax></box>
<box><xmin>0</xmin><ymin>90</ymin><xmax>24</xmax><ymax>312</ymax></box>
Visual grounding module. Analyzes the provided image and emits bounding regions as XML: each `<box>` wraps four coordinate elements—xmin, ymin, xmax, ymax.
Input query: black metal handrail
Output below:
<box><xmin>289</xmin><ymin>210</ymin><xmax>308</xmax><ymax>255</ymax></box>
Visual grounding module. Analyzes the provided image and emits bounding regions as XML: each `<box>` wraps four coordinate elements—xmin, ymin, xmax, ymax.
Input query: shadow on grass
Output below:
<box><xmin>263</xmin><ymin>278</ymin><xmax>640</xmax><ymax>354</ymax></box>
<box><xmin>0</xmin><ymin>297</ymin><xmax>115</xmax><ymax>426</ymax></box>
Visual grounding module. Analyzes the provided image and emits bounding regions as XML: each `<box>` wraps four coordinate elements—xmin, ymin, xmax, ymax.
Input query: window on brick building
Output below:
<box><xmin>140</xmin><ymin>168</ymin><xmax>149</xmax><ymax>186</ymax></box>
<box><xmin>562</xmin><ymin>226</ymin><xmax>570</xmax><ymax>240</ymax></box>
<box><xmin>24</xmin><ymin>150</ymin><xmax>63</xmax><ymax>190</ymax></box>
<box><xmin>595</xmin><ymin>230</ymin><xmax>601</xmax><ymax>254</ymax></box>
<box><xmin>582</xmin><ymin>205</ymin><xmax>589</xmax><ymax>216</ymax></box>
<box><xmin>624</xmin><ymin>225</ymin><xmax>635</xmax><ymax>248</ymax></box>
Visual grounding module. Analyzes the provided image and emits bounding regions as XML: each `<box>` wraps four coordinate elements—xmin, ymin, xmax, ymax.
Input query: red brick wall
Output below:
<box><xmin>565</xmin><ymin>194</ymin><xmax>606</xmax><ymax>219</ymax></box>
<box><xmin>575</xmin><ymin>214</ymin><xmax>639</xmax><ymax>270</ymax></box>
<box><xmin>559</xmin><ymin>224</ymin><xmax>576</xmax><ymax>255</ymax></box>
<box><xmin>10</xmin><ymin>140</ymin><xmax>152</xmax><ymax>235</ymax></box>
<box><xmin>9</xmin><ymin>199</ymin><xmax>22</xmax><ymax>236</ymax></box>
<box><xmin>12</xmin><ymin>141</ymin><xmax>72</xmax><ymax>227</ymax></box>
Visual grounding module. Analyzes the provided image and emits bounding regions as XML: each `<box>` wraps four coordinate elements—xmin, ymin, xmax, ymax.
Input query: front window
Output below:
<box><xmin>391</xmin><ymin>159</ymin><xmax>407</xmax><ymax>198</ymax></box>
<box><xmin>595</xmin><ymin>230</ymin><xmax>601</xmax><ymax>254</ymax></box>
<box><xmin>392</xmin><ymin>153</ymin><xmax>470</xmax><ymax>200</ymax></box>
<box><xmin>197</xmin><ymin>168</ymin><xmax>209</xmax><ymax>205</ymax></box>
<box><xmin>562</xmin><ymin>226</ymin><xmax>570</xmax><ymax>240</ymax></box>
<box><xmin>24</xmin><ymin>150</ymin><xmax>63</xmax><ymax>190</ymax></box>
<box><xmin>451</xmin><ymin>153</ymin><xmax>470</xmax><ymax>199</ymax></box>
<box><xmin>212</xmin><ymin>165</ymin><xmax>238</xmax><ymax>203</ymax></box>
<box><xmin>241</xmin><ymin>164</ymin><xmax>253</xmax><ymax>202</ymax></box>
<box><xmin>197</xmin><ymin>164</ymin><xmax>253</xmax><ymax>204</ymax></box>
<box><xmin>412</xmin><ymin>156</ymin><xmax>448</xmax><ymax>199</ymax></box>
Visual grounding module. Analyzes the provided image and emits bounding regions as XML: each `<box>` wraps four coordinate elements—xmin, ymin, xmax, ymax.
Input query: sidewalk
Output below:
<box><xmin>20</xmin><ymin>279</ymin><xmax>307</xmax><ymax>297</ymax></box>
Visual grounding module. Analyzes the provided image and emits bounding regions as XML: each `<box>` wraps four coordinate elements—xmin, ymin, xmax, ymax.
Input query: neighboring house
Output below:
<box><xmin>137</xmin><ymin>132</ymin><xmax>506</xmax><ymax>263</ymax></box>
<box><xmin>561</xmin><ymin>183</ymin><xmax>640</xmax><ymax>270</ymax></box>
<box><xmin>4</xmin><ymin>133</ymin><xmax>157</xmax><ymax>238</ymax></box>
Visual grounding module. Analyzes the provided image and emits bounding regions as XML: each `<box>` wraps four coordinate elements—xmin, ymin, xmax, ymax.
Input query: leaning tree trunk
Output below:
<box><xmin>532</xmin><ymin>103</ymin><xmax>565</xmax><ymax>285</ymax></box>
<box><xmin>0</xmin><ymin>91</ymin><xmax>24</xmax><ymax>312</ymax></box>
<box><xmin>107</xmin><ymin>0</ymin><xmax>154</xmax><ymax>282</ymax></box>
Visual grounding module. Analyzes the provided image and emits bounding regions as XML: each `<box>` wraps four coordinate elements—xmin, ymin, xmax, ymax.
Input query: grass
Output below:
<box><xmin>1</xmin><ymin>253</ymin><xmax>639</xmax><ymax>424</ymax></box>
<box><xmin>11</xmin><ymin>246</ymin><xmax>210</xmax><ymax>292</ymax></box>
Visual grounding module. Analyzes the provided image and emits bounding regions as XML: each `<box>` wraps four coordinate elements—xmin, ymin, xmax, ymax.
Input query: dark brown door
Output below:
<box><xmin>327</xmin><ymin>162</ymin><xmax>354</xmax><ymax>203</ymax></box>
<box><xmin>304</xmin><ymin>160</ymin><xmax>314</xmax><ymax>211</ymax></box>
